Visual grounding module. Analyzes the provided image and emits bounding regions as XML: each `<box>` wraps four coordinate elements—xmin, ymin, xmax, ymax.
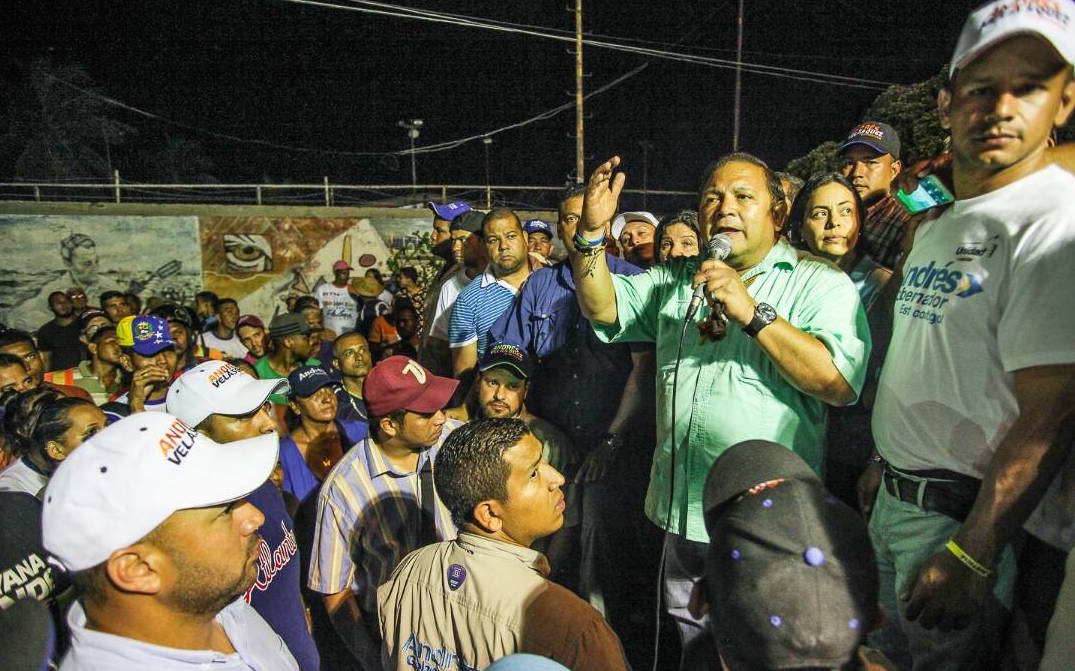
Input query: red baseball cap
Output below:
<box><xmin>333</xmin><ymin>260</ymin><xmax>353</xmax><ymax>271</ymax></box>
<box><xmin>364</xmin><ymin>356</ymin><xmax>458</xmax><ymax>417</ymax></box>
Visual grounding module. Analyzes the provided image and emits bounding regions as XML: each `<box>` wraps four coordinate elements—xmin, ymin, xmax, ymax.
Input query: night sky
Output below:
<box><xmin>4</xmin><ymin>1</ymin><xmax>981</xmax><ymax>198</ymax></box>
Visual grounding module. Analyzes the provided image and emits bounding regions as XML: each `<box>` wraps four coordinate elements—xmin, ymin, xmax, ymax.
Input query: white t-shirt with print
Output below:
<box><xmin>314</xmin><ymin>283</ymin><xmax>359</xmax><ymax>335</ymax></box>
<box><xmin>873</xmin><ymin>165</ymin><xmax>1075</xmax><ymax>477</ymax></box>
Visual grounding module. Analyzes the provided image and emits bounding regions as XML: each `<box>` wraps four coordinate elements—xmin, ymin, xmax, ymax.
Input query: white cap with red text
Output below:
<box><xmin>166</xmin><ymin>360</ymin><xmax>287</xmax><ymax>427</ymax></box>
<box><xmin>951</xmin><ymin>0</ymin><xmax>1075</xmax><ymax>76</ymax></box>
<box><xmin>42</xmin><ymin>412</ymin><xmax>278</xmax><ymax>572</ymax></box>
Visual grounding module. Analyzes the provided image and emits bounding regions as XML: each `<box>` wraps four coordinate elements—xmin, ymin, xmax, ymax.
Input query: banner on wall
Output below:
<box><xmin>0</xmin><ymin>215</ymin><xmax>203</xmax><ymax>332</ymax></box>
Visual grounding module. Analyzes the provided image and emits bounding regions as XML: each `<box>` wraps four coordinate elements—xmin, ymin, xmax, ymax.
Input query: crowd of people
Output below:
<box><xmin>2</xmin><ymin>3</ymin><xmax>1075</xmax><ymax>670</ymax></box>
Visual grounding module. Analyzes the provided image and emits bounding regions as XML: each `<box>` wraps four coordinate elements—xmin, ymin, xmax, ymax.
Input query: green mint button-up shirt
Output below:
<box><xmin>592</xmin><ymin>240</ymin><xmax>870</xmax><ymax>542</ymax></box>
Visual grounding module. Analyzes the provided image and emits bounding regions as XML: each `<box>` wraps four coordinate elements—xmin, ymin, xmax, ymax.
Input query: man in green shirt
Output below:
<box><xmin>255</xmin><ymin>313</ymin><xmax>320</xmax><ymax>406</ymax></box>
<box><xmin>572</xmin><ymin>152</ymin><xmax>871</xmax><ymax>668</ymax></box>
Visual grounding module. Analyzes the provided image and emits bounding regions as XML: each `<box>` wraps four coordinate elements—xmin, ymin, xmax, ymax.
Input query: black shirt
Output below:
<box><xmin>36</xmin><ymin>320</ymin><xmax>83</xmax><ymax>371</ymax></box>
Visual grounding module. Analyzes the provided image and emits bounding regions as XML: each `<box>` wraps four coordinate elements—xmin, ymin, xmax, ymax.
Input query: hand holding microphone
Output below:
<box><xmin>687</xmin><ymin>234</ymin><xmax>757</xmax><ymax>340</ymax></box>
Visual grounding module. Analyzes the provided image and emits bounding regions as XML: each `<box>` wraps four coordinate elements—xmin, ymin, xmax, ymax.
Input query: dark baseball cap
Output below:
<box><xmin>268</xmin><ymin>313</ymin><xmax>311</xmax><ymax>339</ymax></box>
<box><xmin>479</xmin><ymin>343</ymin><xmax>533</xmax><ymax>380</ymax></box>
<box><xmin>427</xmin><ymin>201</ymin><xmax>471</xmax><ymax>221</ymax></box>
<box><xmin>839</xmin><ymin>121</ymin><xmax>900</xmax><ymax>160</ymax></box>
<box><xmin>363</xmin><ymin>355</ymin><xmax>458</xmax><ymax>417</ymax></box>
<box><xmin>702</xmin><ymin>441</ymin><xmax>878</xmax><ymax>671</ymax></box>
<box><xmin>287</xmin><ymin>366</ymin><xmax>336</xmax><ymax>398</ymax></box>
<box><xmin>450</xmin><ymin>210</ymin><xmax>485</xmax><ymax>235</ymax></box>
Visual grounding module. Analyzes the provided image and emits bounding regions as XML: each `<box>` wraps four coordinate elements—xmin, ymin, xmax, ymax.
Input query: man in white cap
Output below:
<box><xmin>865</xmin><ymin>2</ymin><xmax>1075</xmax><ymax>668</ymax></box>
<box><xmin>166</xmin><ymin>360</ymin><xmax>320</xmax><ymax>671</ymax></box>
<box><xmin>41</xmin><ymin>412</ymin><xmax>298</xmax><ymax>670</ymax></box>
<box><xmin>610</xmin><ymin>211</ymin><xmax>658</xmax><ymax>268</ymax></box>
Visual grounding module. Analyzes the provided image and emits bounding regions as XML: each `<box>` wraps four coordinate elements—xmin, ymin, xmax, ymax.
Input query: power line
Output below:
<box><xmin>306</xmin><ymin>0</ymin><xmax>896</xmax><ymax>89</ymax></box>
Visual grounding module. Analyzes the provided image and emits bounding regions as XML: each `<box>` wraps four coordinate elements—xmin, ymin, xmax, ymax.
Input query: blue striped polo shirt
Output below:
<box><xmin>447</xmin><ymin>268</ymin><xmax>518</xmax><ymax>359</ymax></box>
<box><xmin>306</xmin><ymin>420</ymin><xmax>461</xmax><ymax>612</ymax></box>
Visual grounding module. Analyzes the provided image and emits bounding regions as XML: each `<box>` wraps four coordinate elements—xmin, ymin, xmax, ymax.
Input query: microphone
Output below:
<box><xmin>684</xmin><ymin>234</ymin><xmax>733</xmax><ymax>324</ymax></box>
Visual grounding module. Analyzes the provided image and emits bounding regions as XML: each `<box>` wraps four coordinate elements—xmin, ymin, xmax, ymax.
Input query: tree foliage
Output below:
<box><xmin>0</xmin><ymin>59</ymin><xmax>136</xmax><ymax>180</ymax></box>
<box><xmin>785</xmin><ymin>66</ymin><xmax>949</xmax><ymax>178</ymax></box>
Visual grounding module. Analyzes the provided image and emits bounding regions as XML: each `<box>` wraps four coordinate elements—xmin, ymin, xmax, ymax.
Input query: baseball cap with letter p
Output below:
<box><xmin>41</xmin><ymin>412</ymin><xmax>278</xmax><ymax>572</ymax></box>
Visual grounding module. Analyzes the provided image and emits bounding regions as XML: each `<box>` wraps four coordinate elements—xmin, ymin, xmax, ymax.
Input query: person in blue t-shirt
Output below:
<box><xmin>281</xmin><ymin>366</ymin><xmax>367</xmax><ymax>502</ymax></box>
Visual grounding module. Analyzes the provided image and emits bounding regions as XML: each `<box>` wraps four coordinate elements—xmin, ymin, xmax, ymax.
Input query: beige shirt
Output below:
<box><xmin>377</xmin><ymin>532</ymin><xmax>628</xmax><ymax>671</ymax></box>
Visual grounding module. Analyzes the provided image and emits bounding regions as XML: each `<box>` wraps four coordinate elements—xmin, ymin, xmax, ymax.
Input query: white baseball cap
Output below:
<box><xmin>950</xmin><ymin>0</ymin><xmax>1075</xmax><ymax>77</ymax></box>
<box><xmin>611</xmin><ymin>211</ymin><xmax>659</xmax><ymax>241</ymax></box>
<box><xmin>42</xmin><ymin>412</ymin><xmax>278</xmax><ymax>572</ymax></box>
<box><xmin>166</xmin><ymin>360</ymin><xmax>288</xmax><ymax>427</ymax></box>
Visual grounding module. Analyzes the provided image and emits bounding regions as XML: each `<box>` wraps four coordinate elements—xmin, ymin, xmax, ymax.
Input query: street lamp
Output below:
<box><xmin>397</xmin><ymin>118</ymin><xmax>423</xmax><ymax>193</ymax></box>
<box><xmin>482</xmin><ymin>136</ymin><xmax>493</xmax><ymax>208</ymax></box>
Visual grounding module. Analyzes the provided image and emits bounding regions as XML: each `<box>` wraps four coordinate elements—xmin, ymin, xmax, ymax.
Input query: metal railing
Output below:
<box><xmin>0</xmin><ymin>172</ymin><xmax>698</xmax><ymax>213</ymax></box>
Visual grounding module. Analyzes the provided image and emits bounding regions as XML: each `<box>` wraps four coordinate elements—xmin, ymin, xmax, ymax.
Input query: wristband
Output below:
<box><xmin>944</xmin><ymin>539</ymin><xmax>992</xmax><ymax>578</ymax></box>
<box><xmin>573</xmin><ymin>231</ymin><xmax>606</xmax><ymax>255</ymax></box>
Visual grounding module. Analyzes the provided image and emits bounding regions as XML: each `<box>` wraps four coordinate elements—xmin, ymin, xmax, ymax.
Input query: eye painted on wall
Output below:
<box><xmin>223</xmin><ymin>234</ymin><xmax>273</xmax><ymax>272</ymax></box>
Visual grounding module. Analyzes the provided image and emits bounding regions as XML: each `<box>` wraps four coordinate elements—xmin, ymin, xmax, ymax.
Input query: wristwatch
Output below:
<box><xmin>598</xmin><ymin>432</ymin><xmax>624</xmax><ymax>454</ymax></box>
<box><xmin>744</xmin><ymin>302</ymin><xmax>777</xmax><ymax>338</ymax></box>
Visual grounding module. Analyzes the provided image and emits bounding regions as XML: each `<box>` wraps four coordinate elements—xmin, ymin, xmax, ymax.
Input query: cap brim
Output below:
<box><xmin>703</xmin><ymin>440</ymin><xmax>818</xmax><ymax>528</ymax></box>
<box><xmin>839</xmin><ymin>138</ymin><xmax>889</xmax><ymax>156</ymax></box>
<box><xmin>289</xmin><ymin>377</ymin><xmax>334</xmax><ymax>399</ymax></box>
<box><xmin>216</xmin><ymin>377</ymin><xmax>289</xmax><ymax>415</ymax></box>
<box><xmin>175</xmin><ymin>432</ymin><xmax>280</xmax><ymax>510</ymax></box>
<box><xmin>132</xmin><ymin>340</ymin><xmax>177</xmax><ymax>356</ymax></box>
<box><xmin>479</xmin><ymin>361</ymin><xmax>529</xmax><ymax>380</ymax></box>
<box><xmin>405</xmin><ymin>375</ymin><xmax>459</xmax><ymax>413</ymax></box>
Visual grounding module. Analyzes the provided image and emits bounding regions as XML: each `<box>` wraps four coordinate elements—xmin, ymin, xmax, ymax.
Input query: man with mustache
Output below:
<box><xmin>838</xmin><ymin>121</ymin><xmax>922</xmax><ymax>270</ymax></box>
<box><xmin>41</xmin><ymin>412</ymin><xmax>298</xmax><ymax>670</ymax></box>
<box><xmin>572</xmin><ymin>151</ymin><xmax>870</xmax><ymax>668</ymax></box>
<box><xmin>448</xmin><ymin>209</ymin><xmax>531</xmax><ymax>384</ymax></box>
<box><xmin>866</xmin><ymin>4</ymin><xmax>1075</xmax><ymax>668</ymax></box>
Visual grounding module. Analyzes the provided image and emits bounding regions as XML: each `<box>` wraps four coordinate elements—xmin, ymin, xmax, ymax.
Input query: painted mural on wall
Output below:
<box><xmin>200</xmin><ymin>215</ymin><xmax>433</xmax><ymax>321</ymax></box>
<box><xmin>0</xmin><ymin>215</ymin><xmax>203</xmax><ymax>332</ymax></box>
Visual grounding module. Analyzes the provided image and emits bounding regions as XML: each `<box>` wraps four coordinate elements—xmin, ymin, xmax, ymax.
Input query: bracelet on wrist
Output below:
<box><xmin>944</xmin><ymin>539</ymin><xmax>992</xmax><ymax>578</ymax></box>
<box><xmin>572</xmin><ymin>231</ymin><xmax>606</xmax><ymax>255</ymax></box>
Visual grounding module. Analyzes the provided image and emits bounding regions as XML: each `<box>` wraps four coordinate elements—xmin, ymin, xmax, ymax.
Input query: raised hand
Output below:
<box><xmin>581</xmin><ymin>156</ymin><xmax>626</xmax><ymax>239</ymax></box>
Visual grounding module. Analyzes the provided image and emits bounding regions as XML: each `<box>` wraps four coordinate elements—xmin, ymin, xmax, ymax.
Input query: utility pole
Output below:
<box><xmin>482</xmin><ymin>136</ymin><xmax>493</xmax><ymax>209</ymax></box>
<box><xmin>397</xmin><ymin>119</ymin><xmax>424</xmax><ymax>192</ymax></box>
<box><xmin>732</xmin><ymin>0</ymin><xmax>744</xmax><ymax>151</ymax></box>
<box><xmin>575</xmin><ymin>0</ymin><xmax>584</xmax><ymax>183</ymax></box>
<box><xmin>638</xmin><ymin>140</ymin><xmax>653</xmax><ymax>209</ymax></box>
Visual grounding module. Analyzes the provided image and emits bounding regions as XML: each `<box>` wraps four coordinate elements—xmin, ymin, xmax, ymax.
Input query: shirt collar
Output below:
<box><xmin>478</xmin><ymin>266</ymin><xmax>518</xmax><ymax>294</ymax></box>
<box><xmin>740</xmin><ymin>238</ymin><xmax>798</xmax><ymax>283</ymax></box>
<box><xmin>362</xmin><ymin>435</ymin><xmax>427</xmax><ymax>478</ymax></box>
<box><xmin>456</xmin><ymin>532</ymin><xmax>551</xmax><ymax>576</ymax></box>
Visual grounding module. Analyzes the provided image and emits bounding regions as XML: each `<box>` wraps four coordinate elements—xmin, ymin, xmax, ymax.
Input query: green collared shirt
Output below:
<box><xmin>593</xmin><ymin>240</ymin><xmax>870</xmax><ymax>541</ymax></box>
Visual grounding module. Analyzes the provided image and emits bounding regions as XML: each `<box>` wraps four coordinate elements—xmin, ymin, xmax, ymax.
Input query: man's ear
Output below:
<box><xmin>471</xmin><ymin>500</ymin><xmax>503</xmax><ymax>534</ymax></box>
<box><xmin>45</xmin><ymin>440</ymin><xmax>67</xmax><ymax>462</ymax></box>
<box><xmin>938</xmin><ymin>87</ymin><xmax>953</xmax><ymax>131</ymax></box>
<box><xmin>1053</xmin><ymin>77</ymin><xmax>1075</xmax><ymax>128</ymax></box>
<box><xmin>104</xmin><ymin>544</ymin><xmax>165</xmax><ymax>596</ymax></box>
<box><xmin>378</xmin><ymin>415</ymin><xmax>399</xmax><ymax>440</ymax></box>
<box><xmin>890</xmin><ymin>158</ymin><xmax>903</xmax><ymax>180</ymax></box>
<box><xmin>687</xmin><ymin>577</ymin><xmax>710</xmax><ymax>620</ymax></box>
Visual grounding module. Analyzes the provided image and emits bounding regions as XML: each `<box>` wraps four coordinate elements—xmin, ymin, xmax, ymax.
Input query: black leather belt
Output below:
<box><xmin>881</xmin><ymin>466</ymin><xmax>981</xmax><ymax>522</ymax></box>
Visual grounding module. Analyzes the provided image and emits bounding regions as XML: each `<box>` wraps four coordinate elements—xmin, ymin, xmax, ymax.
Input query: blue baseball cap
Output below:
<box><xmin>116</xmin><ymin>315</ymin><xmax>176</xmax><ymax>356</ymax></box>
<box><xmin>426</xmin><ymin>201</ymin><xmax>471</xmax><ymax>221</ymax></box>
<box><xmin>287</xmin><ymin>366</ymin><xmax>336</xmax><ymax>398</ymax></box>
<box><xmin>523</xmin><ymin>219</ymin><xmax>553</xmax><ymax>237</ymax></box>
